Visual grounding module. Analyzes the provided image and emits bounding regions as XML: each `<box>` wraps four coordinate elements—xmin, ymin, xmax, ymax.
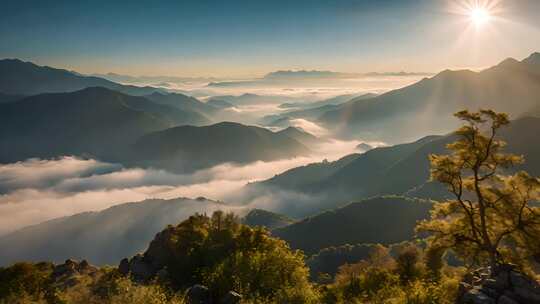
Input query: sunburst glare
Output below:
<box><xmin>449</xmin><ymin>0</ymin><xmax>502</xmax><ymax>29</ymax></box>
<box><xmin>469</xmin><ymin>7</ymin><xmax>491</xmax><ymax>26</ymax></box>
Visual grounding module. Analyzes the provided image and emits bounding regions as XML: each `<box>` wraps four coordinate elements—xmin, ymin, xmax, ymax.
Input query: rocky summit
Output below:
<box><xmin>458</xmin><ymin>264</ymin><xmax>540</xmax><ymax>304</ymax></box>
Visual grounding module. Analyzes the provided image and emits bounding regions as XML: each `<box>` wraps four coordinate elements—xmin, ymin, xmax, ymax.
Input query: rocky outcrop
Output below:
<box><xmin>118</xmin><ymin>226</ymin><xmax>177</xmax><ymax>282</ymax></box>
<box><xmin>458</xmin><ymin>264</ymin><xmax>540</xmax><ymax>304</ymax></box>
<box><xmin>51</xmin><ymin>259</ymin><xmax>99</xmax><ymax>288</ymax></box>
<box><xmin>118</xmin><ymin>254</ymin><xmax>164</xmax><ymax>282</ymax></box>
<box><xmin>118</xmin><ymin>227</ymin><xmax>243</xmax><ymax>303</ymax></box>
<box><xmin>52</xmin><ymin>259</ymin><xmax>98</xmax><ymax>278</ymax></box>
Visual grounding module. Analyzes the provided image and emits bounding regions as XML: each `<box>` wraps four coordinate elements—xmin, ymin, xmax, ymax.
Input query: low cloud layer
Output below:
<box><xmin>0</xmin><ymin>139</ymin><xmax>362</xmax><ymax>235</ymax></box>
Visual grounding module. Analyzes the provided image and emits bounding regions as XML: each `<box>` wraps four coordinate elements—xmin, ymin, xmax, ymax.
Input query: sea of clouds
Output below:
<box><xmin>0</xmin><ymin>137</ymin><xmax>381</xmax><ymax>236</ymax></box>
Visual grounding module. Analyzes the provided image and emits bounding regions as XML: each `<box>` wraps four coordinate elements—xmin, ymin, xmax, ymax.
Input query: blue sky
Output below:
<box><xmin>1</xmin><ymin>0</ymin><xmax>539</xmax><ymax>77</ymax></box>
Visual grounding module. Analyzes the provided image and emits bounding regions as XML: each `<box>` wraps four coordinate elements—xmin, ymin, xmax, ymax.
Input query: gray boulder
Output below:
<box><xmin>185</xmin><ymin>285</ymin><xmax>212</xmax><ymax>304</ymax></box>
<box><xmin>461</xmin><ymin>288</ymin><xmax>495</xmax><ymax>304</ymax></box>
<box><xmin>118</xmin><ymin>253</ymin><xmax>160</xmax><ymax>282</ymax></box>
<box><xmin>458</xmin><ymin>264</ymin><xmax>540</xmax><ymax>304</ymax></box>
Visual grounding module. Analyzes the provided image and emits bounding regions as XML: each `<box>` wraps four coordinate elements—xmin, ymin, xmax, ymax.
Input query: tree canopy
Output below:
<box><xmin>144</xmin><ymin>211</ymin><xmax>319</xmax><ymax>303</ymax></box>
<box><xmin>417</xmin><ymin>110</ymin><xmax>540</xmax><ymax>272</ymax></box>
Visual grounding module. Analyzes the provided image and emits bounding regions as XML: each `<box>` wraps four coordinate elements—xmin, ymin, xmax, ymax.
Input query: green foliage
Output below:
<box><xmin>56</xmin><ymin>274</ymin><xmax>185</xmax><ymax>304</ymax></box>
<box><xmin>307</xmin><ymin>243</ymin><xmax>377</xmax><ymax>280</ymax></box>
<box><xmin>274</xmin><ymin>196</ymin><xmax>433</xmax><ymax>254</ymax></box>
<box><xmin>395</xmin><ymin>244</ymin><xmax>424</xmax><ymax>284</ymax></box>
<box><xmin>321</xmin><ymin>243</ymin><xmax>462</xmax><ymax>304</ymax></box>
<box><xmin>0</xmin><ymin>262</ymin><xmax>54</xmax><ymax>303</ymax></box>
<box><xmin>0</xmin><ymin>264</ymin><xmax>183</xmax><ymax>304</ymax></box>
<box><xmin>417</xmin><ymin>110</ymin><xmax>540</xmax><ymax>271</ymax></box>
<box><xmin>423</xmin><ymin>246</ymin><xmax>445</xmax><ymax>282</ymax></box>
<box><xmin>146</xmin><ymin>211</ymin><xmax>318</xmax><ymax>302</ymax></box>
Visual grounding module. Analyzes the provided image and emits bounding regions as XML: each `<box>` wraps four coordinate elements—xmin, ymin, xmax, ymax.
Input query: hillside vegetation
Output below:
<box><xmin>274</xmin><ymin>196</ymin><xmax>433</xmax><ymax>254</ymax></box>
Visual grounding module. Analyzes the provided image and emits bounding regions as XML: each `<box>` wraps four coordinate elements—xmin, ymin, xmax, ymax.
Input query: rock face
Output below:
<box><xmin>51</xmin><ymin>259</ymin><xmax>99</xmax><ymax>289</ymax></box>
<box><xmin>52</xmin><ymin>259</ymin><xmax>98</xmax><ymax>278</ymax></box>
<box><xmin>117</xmin><ymin>227</ymin><xmax>176</xmax><ymax>282</ymax></box>
<box><xmin>458</xmin><ymin>264</ymin><xmax>540</xmax><ymax>304</ymax></box>
<box><xmin>118</xmin><ymin>228</ymin><xmax>243</xmax><ymax>303</ymax></box>
<box><xmin>118</xmin><ymin>254</ymin><xmax>163</xmax><ymax>282</ymax></box>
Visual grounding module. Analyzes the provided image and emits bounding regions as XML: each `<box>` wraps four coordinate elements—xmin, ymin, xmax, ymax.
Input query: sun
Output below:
<box><xmin>469</xmin><ymin>7</ymin><xmax>491</xmax><ymax>26</ymax></box>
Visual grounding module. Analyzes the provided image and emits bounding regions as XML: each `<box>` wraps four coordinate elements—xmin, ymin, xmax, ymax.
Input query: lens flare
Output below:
<box><xmin>469</xmin><ymin>7</ymin><xmax>491</xmax><ymax>26</ymax></box>
<box><xmin>448</xmin><ymin>0</ymin><xmax>501</xmax><ymax>30</ymax></box>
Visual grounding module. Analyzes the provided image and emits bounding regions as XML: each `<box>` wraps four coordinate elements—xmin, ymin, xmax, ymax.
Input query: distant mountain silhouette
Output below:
<box><xmin>260</xmin><ymin>93</ymin><xmax>376</xmax><ymax>128</ymax></box>
<box><xmin>0</xmin><ymin>59</ymin><xmax>163</xmax><ymax>96</ymax></box>
<box><xmin>263</xmin><ymin>70</ymin><xmax>350</xmax><ymax>79</ymax></box>
<box><xmin>208</xmin><ymin>93</ymin><xmax>287</xmax><ymax>106</ymax></box>
<box><xmin>263</xmin><ymin>70</ymin><xmax>430</xmax><ymax>80</ymax></box>
<box><xmin>273</xmin><ymin>196</ymin><xmax>432</xmax><ymax>254</ymax></box>
<box><xmin>522</xmin><ymin>52</ymin><xmax>540</xmax><ymax>66</ymax></box>
<box><xmin>206</xmin><ymin>98</ymin><xmax>235</xmax><ymax>109</ymax></box>
<box><xmin>131</xmin><ymin>122</ymin><xmax>311</xmax><ymax>172</ymax></box>
<box><xmin>0</xmin><ymin>197</ymin><xmax>228</xmax><ymax>266</ymax></box>
<box><xmin>242</xmin><ymin>209</ymin><xmax>294</xmax><ymax>230</ymax></box>
<box><xmin>316</xmin><ymin>53</ymin><xmax>540</xmax><ymax>143</ymax></box>
<box><xmin>276</xmin><ymin>127</ymin><xmax>321</xmax><ymax>147</ymax></box>
<box><xmin>280</xmin><ymin>93</ymin><xmax>377</xmax><ymax>110</ymax></box>
<box><xmin>91</xmin><ymin>72</ymin><xmax>216</xmax><ymax>85</ymax></box>
<box><xmin>0</xmin><ymin>87</ymin><xmax>208</xmax><ymax>163</ymax></box>
<box><xmin>144</xmin><ymin>92</ymin><xmax>217</xmax><ymax>119</ymax></box>
<box><xmin>262</xmin><ymin>105</ymin><xmax>339</xmax><ymax>128</ymax></box>
<box><xmin>356</xmin><ymin>143</ymin><xmax>374</xmax><ymax>152</ymax></box>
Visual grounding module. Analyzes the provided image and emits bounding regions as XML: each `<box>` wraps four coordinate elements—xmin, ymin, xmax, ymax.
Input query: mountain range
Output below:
<box><xmin>274</xmin><ymin>196</ymin><xmax>432</xmax><ymax>254</ymax></box>
<box><xmin>144</xmin><ymin>91</ymin><xmax>218</xmax><ymax>119</ymax></box>
<box><xmin>0</xmin><ymin>195</ymin><xmax>431</xmax><ymax>267</ymax></box>
<box><xmin>0</xmin><ymin>197</ymin><xmax>231</xmax><ymax>266</ymax></box>
<box><xmin>0</xmin><ymin>86</ymin><xmax>312</xmax><ymax>170</ymax></box>
<box><xmin>248</xmin><ymin>116</ymin><xmax>540</xmax><ymax>216</ymax></box>
<box><xmin>0</xmin><ymin>59</ymin><xmax>163</xmax><ymax>96</ymax></box>
<box><xmin>91</xmin><ymin>72</ymin><xmax>217</xmax><ymax>85</ymax></box>
<box><xmin>131</xmin><ymin>122</ymin><xmax>311</xmax><ymax>172</ymax></box>
<box><xmin>208</xmin><ymin>93</ymin><xmax>292</xmax><ymax>106</ymax></box>
<box><xmin>316</xmin><ymin>53</ymin><xmax>540</xmax><ymax>143</ymax></box>
<box><xmin>2</xmin><ymin>52</ymin><xmax>540</xmax><ymax>274</ymax></box>
<box><xmin>0</xmin><ymin>87</ymin><xmax>210</xmax><ymax>163</ymax></box>
<box><xmin>259</xmin><ymin>93</ymin><xmax>379</xmax><ymax>128</ymax></box>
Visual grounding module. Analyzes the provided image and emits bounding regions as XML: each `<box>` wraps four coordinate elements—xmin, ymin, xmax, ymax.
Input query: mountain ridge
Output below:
<box><xmin>316</xmin><ymin>52</ymin><xmax>540</xmax><ymax>143</ymax></box>
<box><xmin>0</xmin><ymin>58</ymin><xmax>164</xmax><ymax>96</ymax></box>
<box><xmin>131</xmin><ymin>121</ymin><xmax>311</xmax><ymax>171</ymax></box>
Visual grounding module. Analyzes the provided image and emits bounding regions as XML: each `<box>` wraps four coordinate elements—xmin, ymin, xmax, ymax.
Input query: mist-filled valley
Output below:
<box><xmin>2</xmin><ymin>1</ymin><xmax>540</xmax><ymax>302</ymax></box>
<box><xmin>2</xmin><ymin>53</ymin><xmax>540</xmax><ymax>269</ymax></box>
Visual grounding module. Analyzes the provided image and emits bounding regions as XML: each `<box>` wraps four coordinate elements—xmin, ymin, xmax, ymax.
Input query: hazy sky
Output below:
<box><xmin>1</xmin><ymin>0</ymin><xmax>539</xmax><ymax>77</ymax></box>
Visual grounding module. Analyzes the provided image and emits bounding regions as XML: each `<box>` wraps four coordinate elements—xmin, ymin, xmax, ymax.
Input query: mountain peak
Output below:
<box><xmin>0</xmin><ymin>58</ymin><xmax>25</xmax><ymax>64</ymax></box>
<box><xmin>497</xmin><ymin>57</ymin><xmax>520</xmax><ymax>67</ymax></box>
<box><xmin>431</xmin><ymin>68</ymin><xmax>475</xmax><ymax>80</ymax></box>
<box><xmin>523</xmin><ymin>52</ymin><xmax>540</xmax><ymax>65</ymax></box>
<box><xmin>208</xmin><ymin>121</ymin><xmax>249</xmax><ymax>129</ymax></box>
